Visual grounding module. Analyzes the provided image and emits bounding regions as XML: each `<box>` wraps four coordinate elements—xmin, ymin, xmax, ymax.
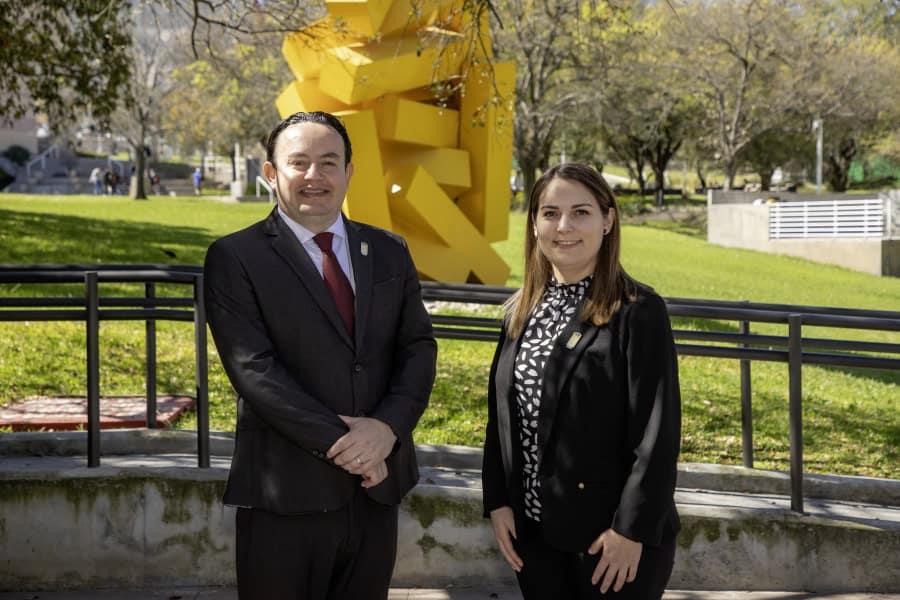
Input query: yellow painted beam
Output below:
<box><xmin>326</xmin><ymin>0</ymin><xmax>395</xmax><ymax>37</ymax></box>
<box><xmin>336</xmin><ymin>110</ymin><xmax>392</xmax><ymax>230</ymax></box>
<box><xmin>276</xmin><ymin>80</ymin><xmax>351</xmax><ymax>118</ymax></box>
<box><xmin>382</xmin><ymin>143</ymin><xmax>470</xmax><ymax>199</ymax></box>
<box><xmin>373</xmin><ymin>96</ymin><xmax>459</xmax><ymax>148</ymax></box>
<box><xmin>386</xmin><ymin>165</ymin><xmax>509</xmax><ymax>284</ymax></box>
<box><xmin>282</xmin><ymin>23</ymin><xmax>362</xmax><ymax>81</ymax></box>
<box><xmin>457</xmin><ymin>60</ymin><xmax>515</xmax><ymax>243</ymax></box>
<box><xmin>319</xmin><ymin>34</ymin><xmax>465</xmax><ymax>105</ymax></box>
<box><xmin>379</xmin><ymin>0</ymin><xmax>464</xmax><ymax>36</ymax></box>
<box><xmin>393</xmin><ymin>228</ymin><xmax>469</xmax><ymax>282</ymax></box>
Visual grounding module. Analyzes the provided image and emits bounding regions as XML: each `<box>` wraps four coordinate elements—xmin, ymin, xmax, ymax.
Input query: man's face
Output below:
<box><xmin>264</xmin><ymin>122</ymin><xmax>353</xmax><ymax>232</ymax></box>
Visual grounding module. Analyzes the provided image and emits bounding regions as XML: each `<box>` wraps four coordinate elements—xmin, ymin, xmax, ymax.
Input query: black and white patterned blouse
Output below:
<box><xmin>513</xmin><ymin>276</ymin><xmax>591</xmax><ymax>521</ymax></box>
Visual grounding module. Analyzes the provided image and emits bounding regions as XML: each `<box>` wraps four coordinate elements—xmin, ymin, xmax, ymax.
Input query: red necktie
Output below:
<box><xmin>313</xmin><ymin>232</ymin><xmax>355</xmax><ymax>336</ymax></box>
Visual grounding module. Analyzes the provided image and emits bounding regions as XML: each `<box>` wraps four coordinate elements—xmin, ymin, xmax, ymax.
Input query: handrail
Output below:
<box><xmin>255</xmin><ymin>175</ymin><xmax>274</xmax><ymax>202</ymax></box>
<box><xmin>24</xmin><ymin>144</ymin><xmax>59</xmax><ymax>178</ymax></box>
<box><xmin>2</xmin><ymin>267</ymin><xmax>899</xmax><ymax>513</ymax></box>
<box><xmin>0</xmin><ymin>266</ymin><xmax>209</xmax><ymax>468</ymax></box>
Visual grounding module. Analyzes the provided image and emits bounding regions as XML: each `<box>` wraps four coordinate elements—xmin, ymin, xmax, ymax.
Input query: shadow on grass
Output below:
<box><xmin>0</xmin><ymin>208</ymin><xmax>217</xmax><ymax>264</ymax></box>
<box><xmin>0</xmin><ymin>209</ymin><xmax>217</xmax><ymax>298</ymax></box>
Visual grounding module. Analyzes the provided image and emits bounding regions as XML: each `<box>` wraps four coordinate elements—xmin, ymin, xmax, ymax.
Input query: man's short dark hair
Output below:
<box><xmin>265</xmin><ymin>111</ymin><xmax>353</xmax><ymax>166</ymax></box>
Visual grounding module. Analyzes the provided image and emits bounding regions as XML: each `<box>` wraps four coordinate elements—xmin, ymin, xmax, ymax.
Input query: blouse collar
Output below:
<box><xmin>547</xmin><ymin>275</ymin><xmax>592</xmax><ymax>298</ymax></box>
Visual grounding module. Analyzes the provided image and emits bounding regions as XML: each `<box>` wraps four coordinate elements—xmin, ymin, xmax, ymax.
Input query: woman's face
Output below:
<box><xmin>533</xmin><ymin>177</ymin><xmax>614</xmax><ymax>283</ymax></box>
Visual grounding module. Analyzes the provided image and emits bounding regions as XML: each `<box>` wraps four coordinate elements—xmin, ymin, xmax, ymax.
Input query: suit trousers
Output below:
<box><xmin>512</xmin><ymin>519</ymin><xmax>675</xmax><ymax>600</ymax></box>
<box><xmin>235</xmin><ymin>488</ymin><xmax>399</xmax><ymax>600</ymax></box>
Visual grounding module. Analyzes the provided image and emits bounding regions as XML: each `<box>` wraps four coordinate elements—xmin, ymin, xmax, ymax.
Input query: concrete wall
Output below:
<box><xmin>0</xmin><ymin>116</ymin><xmax>38</xmax><ymax>156</ymax></box>
<box><xmin>2</xmin><ymin>465</ymin><xmax>898</xmax><ymax>592</ymax></box>
<box><xmin>709</xmin><ymin>191</ymin><xmax>882</xmax><ymax>205</ymax></box>
<box><xmin>707</xmin><ymin>204</ymin><xmax>899</xmax><ymax>276</ymax></box>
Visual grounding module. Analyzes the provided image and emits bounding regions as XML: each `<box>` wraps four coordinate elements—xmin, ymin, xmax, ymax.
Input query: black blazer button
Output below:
<box><xmin>354</xmin><ymin>364</ymin><xmax>362</xmax><ymax>372</ymax></box>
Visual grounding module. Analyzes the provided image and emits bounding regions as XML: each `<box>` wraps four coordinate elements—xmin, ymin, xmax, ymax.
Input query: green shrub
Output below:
<box><xmin>2</xmin><ymin>145</ymin><xmax>31</xmax><ymax>166</ymax></box>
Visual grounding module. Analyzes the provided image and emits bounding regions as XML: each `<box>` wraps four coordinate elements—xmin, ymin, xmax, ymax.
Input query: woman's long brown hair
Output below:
<box><xmin>505</xmin><ymin>163</ymin><xmax>639</xmax><ymax>338</ymax></box>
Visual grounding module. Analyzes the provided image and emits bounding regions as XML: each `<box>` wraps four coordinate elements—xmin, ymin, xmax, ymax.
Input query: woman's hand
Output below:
<box><xmin>587</xmin><ymin>528</ymin><xmax>642</xmax><ymax>593</ymax></box>
<box><xmin>489</xmin><ymin>506</ymin><xmax>523</xmax><ymax>572</ymax></box>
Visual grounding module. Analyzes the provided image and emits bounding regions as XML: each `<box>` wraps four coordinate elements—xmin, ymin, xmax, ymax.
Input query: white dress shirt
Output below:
<box><xmin>277</xmin><ymin>208</ymin><xmax>356</xmax><ymax>292</ymax></box>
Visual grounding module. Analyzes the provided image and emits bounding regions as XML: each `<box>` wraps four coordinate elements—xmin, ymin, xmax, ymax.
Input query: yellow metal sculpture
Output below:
<box><xmin>275</xmin><ymin>1</ymin><xmax>514</xmax><ymax>284</ymax></box>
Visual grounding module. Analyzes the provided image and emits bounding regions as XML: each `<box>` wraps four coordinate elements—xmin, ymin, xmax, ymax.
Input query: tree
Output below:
<box><xmin>573</xmin><ymin>4</ymin><xmax>697</xmax><ymax>206</ymax></box>
<box><xmin>164</xmin><ymin>41</ymin><xmax>287</xmax><ymax>181</ymax></box>
<box><xmin>0</xmin><ymin>0</ymin><xmax>132</xmax><ymax>123</ymax></box>
<box><xmin>1</xmin><ymin>0</ymin><xmax>313</xmax><ymax>126</ymax></box>
<box><xmin>491</xmin><ymin>0</ymin><xmax>621</xmax><ymax>197</ymax></box>
<box><xmin>737</xmin><ymin>126</ymin><xmax>812</xmax><ymax>190</ymax></box>
<box><xmin>805</xmin><ymin>33</ymin><xmax>900</xmax><ymax>191</ymax></box>
<box><xmin>107</xmin><ymin>7</ymin><xmax>181</xmax><ymax>200</ymax></box>
<box><xmin>664</xmin><ymin>0</ymin><xmax>820</xmax><ymax>190</ymax></box>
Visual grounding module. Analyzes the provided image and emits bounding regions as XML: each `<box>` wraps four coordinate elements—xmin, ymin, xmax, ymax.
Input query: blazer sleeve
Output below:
<box><xmin>371</xmin><ymin>241</ymin><xmax>437</xmax><ymax>442</ymax></box>
<box><xmin>204</xmin><ymin>239</ymin><xmax>348</xmax><ymax>459</ymax></box>
<box><xmin>482</xmin><ymin>326</ymin><xmax>510</xmax><ymax>517</ymax></box>
<box><xmin>612</xmin><ymin>293</ymin><xmax>681</xmax><ymax>546</ymax></box>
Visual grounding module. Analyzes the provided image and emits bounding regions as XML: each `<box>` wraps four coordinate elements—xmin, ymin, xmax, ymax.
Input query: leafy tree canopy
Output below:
<box><xmin>0</xmin><ymin>0</ymin><xmax>133</xmax><ymax>124</ymax></box>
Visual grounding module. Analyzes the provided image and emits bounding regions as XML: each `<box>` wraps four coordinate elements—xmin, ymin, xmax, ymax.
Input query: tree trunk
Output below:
<box><xmin>646</xmin><ymin>139</ymin><xmax>681</xmax><ymax>208</ymax></box>
<box><xmin>724</xmin><ymin>156</ymin><xmax>738</xmax><ymax>191</ymax></box>
<box><xmin>825</xmin><ymin>138</ymin><xmax>857</xmax><ymax>192</ymax></box>
<box><xmin>695</xmin><ymin>161</ymin><xmax>708</xmax><ymax>192</ymax></box>
<box><xmin>759</xmin><ymin>168</ymin><xmax>774</xmax><ymax>191</ymax></box>
<box><xmin>628</xmin><ymin>147</ymin><xmax>647</xmax><ymax>196</ymax></box>
<box><xmin>129</xmin><ymin>138</ymin><xmax>147</xmax><ymax>200</ymax></box>
<box><xmin>650</xmin><ymin>166</ymin><xmax>665</xmax><ymax>207</ymax></box>
<box><xmin>826</xmin><ymin>155</ymin><xmax>850</xmax><ymax>192</ymax></box>
<box><xmin>521</xmin><ymin>159</ymin><xmax>538</xmax><ymax>210</ymax></box>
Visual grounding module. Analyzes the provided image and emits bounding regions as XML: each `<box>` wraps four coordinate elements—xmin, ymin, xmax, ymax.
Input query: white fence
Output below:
<box><xmin>768</xmin><ymin>198</ymin><xmax>889</xmax><ymax>239</ymax></box>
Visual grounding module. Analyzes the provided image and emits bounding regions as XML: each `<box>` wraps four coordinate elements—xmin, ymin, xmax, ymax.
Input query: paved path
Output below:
<box><xmin>0</xmin><ymin>588</ymin><xmax>896</xmax><ymax>599</ymax></box>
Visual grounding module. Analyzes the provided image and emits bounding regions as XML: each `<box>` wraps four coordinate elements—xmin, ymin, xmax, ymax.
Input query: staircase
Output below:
<box><xmin>2</xmin><ymin>145</ymin><xmax>133</xmax><ymax>195</ymax></box>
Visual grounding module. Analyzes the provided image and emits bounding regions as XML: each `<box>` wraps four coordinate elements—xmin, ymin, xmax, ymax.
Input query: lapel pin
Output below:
<box><xmin>360</xmin><ymin>241</ymin><xmax>369</xmax><ymax>256</ymax></box>
<box><xmin>565</xmin><ymin>331</ymin><xmax>582</xmax><ymax>349</ymax></box>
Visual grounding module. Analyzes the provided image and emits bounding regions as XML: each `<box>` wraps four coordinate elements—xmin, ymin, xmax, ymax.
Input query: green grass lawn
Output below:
<box><xmin>1</xmin><ymin>194</ymin><xmax>898</xmax><ymax>478</ymax></box>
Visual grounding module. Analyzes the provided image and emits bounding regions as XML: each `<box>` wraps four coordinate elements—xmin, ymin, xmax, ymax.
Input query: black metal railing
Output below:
<box><xmin>2</xmin><ymin>267</ymin><xmax>898</xmax><ymax>513</ymax></box>
<box><xmin>0</xmin><ymin>265</ymin><xmax>209</xmax><ymax>468</ymax></box>
<box><xmin>420</xmin><ymin>282</ymin><xmax>900</xmax><ymax>513</ymax></box>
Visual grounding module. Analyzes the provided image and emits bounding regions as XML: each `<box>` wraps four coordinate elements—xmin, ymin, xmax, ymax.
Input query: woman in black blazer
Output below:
<box><xmin>482</xmin><ymin>163</ymin><xmax>681</xmax><ymax>599</ymax></box>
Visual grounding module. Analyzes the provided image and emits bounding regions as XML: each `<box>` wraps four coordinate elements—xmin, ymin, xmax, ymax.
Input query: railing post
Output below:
<box><xmin>740</xmin><ymin>318</ymin><xmax>753</xmax><ymax>468</ymax></box>
<box><xmin>194</xmin><ymin>274</ymin><xmax>210</xmax><ymax>468</ymax></box>
<box><xmin>145</xmin><ymin>282</ymin><xmax>157</xmax><ymax>428</ymax></box>
<box><xmin>85</xmin><ymin>272</ymin><xmax>101</xmax><ymax>467</ymax></box>
<box><xmin>788</xmin><ymin>314</ymin><xmax>804</xmax><ymax>513</ymax></box>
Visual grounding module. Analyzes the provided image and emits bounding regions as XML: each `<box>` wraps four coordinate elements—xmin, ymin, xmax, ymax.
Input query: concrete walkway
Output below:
<box><xmin>0</xmin><ymin>588</ymin><xmax>896</xmax><ymax>599</ymax></box>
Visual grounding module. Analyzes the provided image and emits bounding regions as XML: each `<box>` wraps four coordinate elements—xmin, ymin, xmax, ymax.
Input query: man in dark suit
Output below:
<box><xmin>204</xmin><ymin>111</ymin><xmax>437</xmax><ymax>600</ymax></box>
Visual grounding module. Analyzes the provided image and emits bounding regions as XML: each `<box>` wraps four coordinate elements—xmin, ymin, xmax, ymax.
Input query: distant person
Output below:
<box><xmin>88</xmin><ymin>167</ymin><xmax>103</xmax><ymax>195</ymax></box>
<box><xmin>103</xmin><ymin>169</ymin><xmax>114</xmax><ymax>195</ymax></box>
<box><xmin>148</xmin><ymin>168</ymin><xmax>161</xmax><ymax>194</ymax></box>
<box><xmin>110</xmin><ymin>169</ymin><xmax>121</xmax><ymax>195</ymax></box>
<box><xmin>482</xmin><ymin>163</ymin><xmax>681</xmax><ymax>599</ymax></box>
<box><xmin>192</xmin><ymin>167</ymin><xmax>203</xmax><ymax>195</ymax></box>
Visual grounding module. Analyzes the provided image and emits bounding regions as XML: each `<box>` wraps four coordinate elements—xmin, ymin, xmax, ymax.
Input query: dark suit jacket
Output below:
<box><xmin>204</xmin><ymin>208</ymin><xmax>436</xmax><ymax>514</ymax></box>
<box><xmin>482</xmin><ymin>285</ymin><xmax>681</xmax><ymax>552</ymax></box>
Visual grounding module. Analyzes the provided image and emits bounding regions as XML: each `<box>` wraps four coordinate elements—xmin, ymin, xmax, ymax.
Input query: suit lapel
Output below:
<box><xmin>536</xmin><ymin>318</ymin><xmax>599</xmax><ymax>469</ymax></box>
<box><xmin>265</xmin><ymin>209</ymin><xmax>354</xmax><ymax>349</ymax></box>
<box><xmin>495</xmin><ymin>330</ymin><xmax>523</xmax><ymax>478</ymax></box>
<box><xmin>345</xmin><ymin>218</ymin><xmax>372</xmax><ymax>350</ymax></box>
